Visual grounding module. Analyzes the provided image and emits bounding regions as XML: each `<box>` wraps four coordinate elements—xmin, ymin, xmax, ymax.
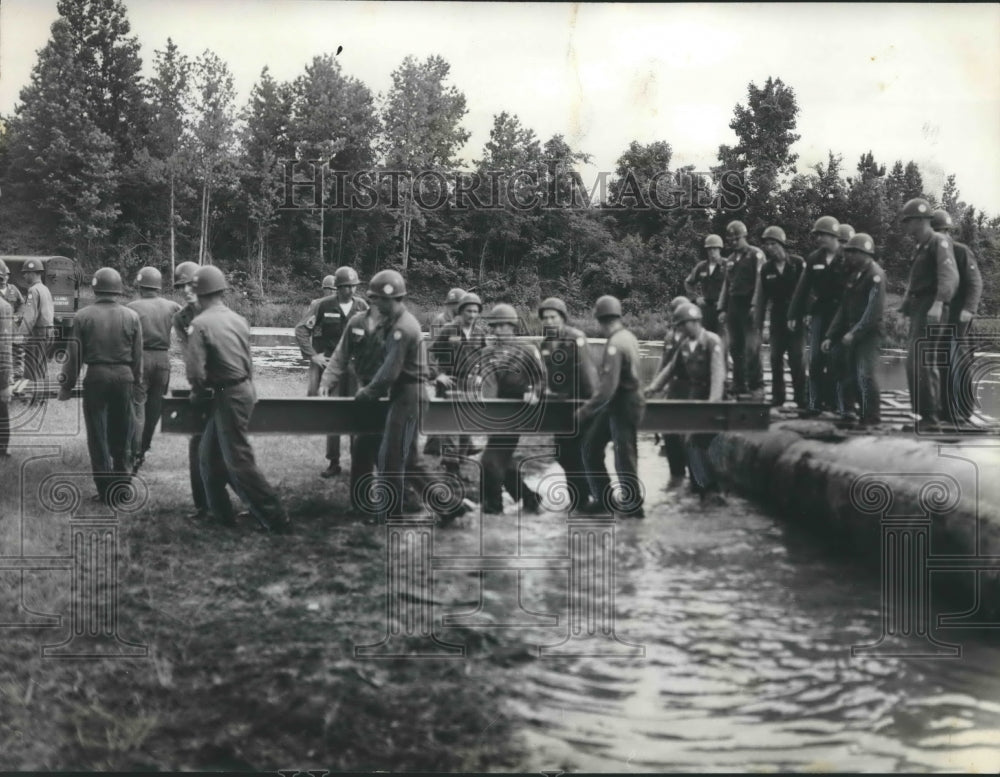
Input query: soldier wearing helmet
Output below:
<box><xmin>537</xmin><ymin>296</ymin><xmax>598</xmax><ymax>508</ymax></box>
<box><xmin>899</xmin><ymin>198</ymin><xmax>960</xmax><ymax>430</ymax></box>
<box><xmin>576</xmin><ymin>295</ymin><xmax>645</xmax><ymax>518</ymax></box>
<box><xmin>837</xmin><ymin>224</ymin><xmax>856</xmax><ymax>245</ymax></box>
<box><xmin>757</xmin><ymin>225</ymin><xmax>807</xmax><ymax>408</ymax></box>
<box><xmin>684</xmin><ymin>235</ymin><xmax>726</xmax><ymax>335</ymax></box>
<box><xmin>0</xmin><ymin>272</ymin><xmax>13</xmax><ymax>458</ymax></box>
<box><xmin>127</xmin><ymin>267</ymin><xmax>182</xmax><ymax>471</ymax></box>
<box><xmin>646</xmin><ymin>303</ymin><xmax>726</xmax><ymax>503</ymax></box>
<box><xmin>821</xmin><ymin>234</ymin><xmax>886</xmax><ymax>427</ymax></box>
<box><xmin>184</xmin><ymin>265</ymin><xmax>291</xmax><ymax>534</ymax></box>
<box><xmin>58</xmin><ymin>268</ymin><xmax>143</xmax><ymax>506</ymax></box>
<box><xmin>427</xmin><ymin>290</ymin><xmax>488</xmax><ymax>476</ymax></box>
<box><xmin>294</xmin><ymin>265</ymin><xmax>368</xmax><ymax>478</ymax></box>
<box><xmin>431</xmin><ymin>287</ymin><xmax>466</xmax><ymax>331</ymax></box>
<box><xmin>788</xmin><ymin>215</ymin><xmax>849</xmax><ymax>416</ymax></box>
<box><xmin>476</xmin><ymin>304</ymin><xmax>546</xmax><ymax>515</ymax></box>
<box><xmin>717</xmin><ymin>219</ymin><xmax>766</xmax><ymax>399</ymax></box>
<box><xmin>0</xmin><ymin>259</ymin><xmax>25</xmax><ymax>320</ymax></box>
<box><xmin>16</xmin><ymin>258</ymin><xmax>55</xmax><ymax>397</ymax></box>
<box><xmin>356</xmin><ymin>270</ymin><xmax>471</xmax><ymax>525</ymax></box>
<box><xmin>651</xmin><ymin>296</ymin><xmax>696</xmax><ymax>480</ymax></box>
<box><xmin>930</xmin><ymin>209</ymin><xmax>983</xmax><ymax>424</ymax></box>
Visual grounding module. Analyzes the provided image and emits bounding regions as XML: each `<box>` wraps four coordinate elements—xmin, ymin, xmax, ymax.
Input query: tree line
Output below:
<box><xmin>0</xmin><ymin>0</ymin><xmax>996</xmax><ymax>317</ymax></box>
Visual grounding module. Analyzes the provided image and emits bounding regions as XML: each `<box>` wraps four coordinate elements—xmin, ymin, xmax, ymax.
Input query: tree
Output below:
<box><xmin>189</xmin><ymin>50</ymin><xmax>237</xmax><ymax>265</ymax></box>
<box><xmin>380</xmin><ymin>55</ymin><xmax>470</xmax><ymax>269</ymax></box>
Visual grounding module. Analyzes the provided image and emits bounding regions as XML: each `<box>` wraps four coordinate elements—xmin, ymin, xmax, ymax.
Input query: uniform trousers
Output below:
<box><xmin>307</xmin><ymin>360</ymin><xmax>340</xmax><ymax>463</ymax></box>
<box><xmin>905</xmin><ymin>297</ymin><xmax>949</xmax><ymax>422</ymax></box>
<box><xmin>582</xmin><ymin>392</ymin><xmax>645</xmax><ymax>513</ymax></box>
<box><xmin>132</xmin><ymin>349</ymin><xmax>171</xmax><ymax>457</ymax></box>
<box><xmin>769</xmin><ymin>322</ymin><xmax>806</xmax><ymax>406</ymax></box>
<box><xmin>82</xmin><ymin>365</ymin><xmax>135</xmax><ymax>499</ymax></box>
<box><xmin>726</xmin><ymin>297</ymin><xmax>762</xmax><ymax>394</ymax></box>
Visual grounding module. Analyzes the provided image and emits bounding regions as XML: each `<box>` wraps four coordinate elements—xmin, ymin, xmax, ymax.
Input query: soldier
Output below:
<box><xmin>646</xmin><ymin>304</ymin><xmax>726</xmax><ymax>503</ymax></box>
<box><xmin>185</xmin><ymin>265</ymin><xmax>291</xmax><ymax>534</ymax></box>
<box><xmin>899</xmin><ymin>198</ymin><xmax>960</xmax><ymax>431</ymax></box>
<box><xmin>654</xmin><ymin>295</ymin><xmax>694</xmax><ymax>478</ymax></box>
<box><xmin>355</xmin><ymin>270</ymin><xmax>469</xmax><ymax>524</ymax></box>
<box><xmin>838</xmin><ymin>224</ymin><xmax>856</xmax><ymax>247</ymax></box>
<box><xmin>931</xmin><ymin>209</ymin><xmax>984</xmax><ymax>424</ymax></box>
<box><xmin>821</xmin><ymin>233</ymin><xmax>886</xmax><ymax>428</ymax></box>
<box><xmin>757</xmin><ymin>225</ymin><xmax>807</xmax><ymax>408</ymax></box>
<box><xmin>430</xmin><ymin>287</ymin><xmax>466</xmax><ymax>331</ymax></box>
<box><xmin>0</xmin><ymin>260</ymin><xmax>25</xmax><ymax>319</ymax></box>
<box><xmin>685</xmin><ymin>235</ymin><xmax>726</xmax><ymax>335</ymax></box>
<box><xmin>538</xmin><ymin>297</ymin><xmax>598</xmax><ymax>510</ymax></box>
<box><xmin>171</xmin><ymin>261</ymin><xmax>214</xmax><ymax>521</ymax></box>
<box><xmin>127</xmin><ymin>266</ymin><xmax>181</xmax><ymax>471</ymax></box>
<box><xmin>577</xmin><ymin>295</ymin><xmax>646</xmax><ymax>518</ymax></box>
<box><xmin>717</xmin><ymin>220</ymin><xmax>765</xmax><ymax>399</ymax></box>
<box><xmin>320</xmin><ymin>301</ymin><xmax>384</xmax><ymax>515</ymax></box>
<box><xmin>17</xmin><ymin>258</ymin><xmax>55</xmax><ymax>397</ymax></box>
<box><xmin>478</xmin><ymin>304</ymin><xmax>545</xmax><ymax>515</ymax></box>
<box><xmin>427</xmin><ymin>291</ymin><xmax>487</xmax><ymax>476</ymax></box>
<box><xmin>295</xmin><ymin>267</ymin><xmax>369</xmax><ymax>478</ymax></box>
<box><xmin>0</xmin><ymin>290</ymin><xmax>12</xmax><ymax>458</ymax></box>
<box><xmin>58</xmin><ymin>268</ymin><xmax>142</xmax><ymax>505</ymax></box>
<box><xmin>788</xmin><ymin>215</ymin><xmax>848</xmax><ymax>416</ymax></box>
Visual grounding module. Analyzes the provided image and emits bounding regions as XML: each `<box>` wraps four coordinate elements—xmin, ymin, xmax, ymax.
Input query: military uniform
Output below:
<box><xmin>826</xmin><ymin>260</ymin><xmax>887</xmax><ymax>424</ymax></box>
<box><xmin>61</xmin><ymin>299</ymin><xmax>143</xmax><ymax>501</ymax></box>
<box><xmin>941</xmin><ymin>239</ymin><xmax>984</xmax><ymax>422</ymax></box>
<box><xmin>1</xmin><ymin>282</ymin><xmax>24</xmax><ymax>319</ymax></box>
<box><xmin>127</xmin><ymin>295</ymin><xmax>182</xmax><ymax>459</ymax></box>
<box><xmin>0</xmin><ymin>297</ymin><xmax>12</xmax><ymax>456</ymax></box>
<box><xmin>788</xmin><ymin>248</ymin><xmax>848</xmax><ymax>411</ymax></box>
<box><xmin>173</xmin><ymin>300</ymin><xmax>212</xmax><ymax>513</ymax></box>
<box><xmin>655</xmin><ymin>328</ymin><xmax>689</xmax><ymax>477</ymax></box>
<box><xmin>186</xmin><ymin>303</ymin><xmax>287</xmax><ymax>530</ymax></box>
<box><xmin>320</xmin><ymin>308</ymin><xmax>385</xmax><ymax>512</ymax></box>
<box><xmin>901</xmin><ymin>232</ymin><xmax>959</xmax><ymax>423</ymax></box>
<box><xmin>719</xmin><ymin>244</ymin><xmax>765</xmax><ymax>395</ymax></box>
<box><xmin>757</xmin><ymin>253</ymin><xmax>806</xmax><ymax>406</ymax></box>
<box><xmin>295</xmin><ymin>292</ymin><xmax>369</xmax><ymax>467</ymax></box>
<box><xmin>18</xmin><ymin>276</ymin><xmax>54</xmax><ymax>386</ymax></box>
<box><xmin>478</xmin><ymin>340</ymin><xmax>546</xmax><ymax>514</ymax></box>
<box><xmin>684</xmin><ymin>260</ymin><xmax>725</xmax><ymax>334</ymax></box>
<box><xmin>427</xmin><ymin>318</ymin><xmax>488</xmax><ymax>468</ymax></box>
<box><xmin>580</xmin><ymin>327</ymin><xmax>646</xmax><ymax>514</ymax></box>
<box><xmin>357</xmin><ymin>307</ymin><xmax>449</xmax><ymax>520</ymax></box>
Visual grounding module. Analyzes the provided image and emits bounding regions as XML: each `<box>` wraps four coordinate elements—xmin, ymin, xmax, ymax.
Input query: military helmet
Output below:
<box><xmin>844</xmin><ymin>233</ymin><xmax>876</xmax><ymax>256</ymax></box>
<box><xmin>673</xmin><ymin>303</ymin><xmax>703</xmax><ymax>326</ymax></box>
<box><xmin>321</xmin><ymin>274</ymin><xmax>337</xmax><ymax>290</ymax></box>
<box><xmin>457</xmin><ymin>292</ymin><xmax>483</xmax><ymax>313</ymax></box>
<box><xmin>837</xmin><ymin>224</ymin><xmax>856</xmax><ymax>243</ymax></box>
<box><xmin>725</xmin><ymin>220</ymin><xmax>748</xmax><ymax>238</ymax></box>
<box><xmin>901</xmin><ymin>197</ymin><xmax>933</xmax><ymax>221</ymax></box>
<box><xmin>333</xmin><ymin>266</ymin><xmax>360</xmax><ymax>287</ymax></box>
<box><xmin>594</xmin><ymin>295</ymin><xmax>622</xmax><ymax>319</ymax></box>
<box><xmin>810</xmin><ymin>215</ymin><xmax>840</xmax><ymax>237</ymax></box>
<box><xmin>537</xmin><ymin>296</ymin><xmax>568</xmax><ymax>320</ymax></box>
<box><xmin>22</xmin><ymin>258</ymin><xmax>43</xmax><ymax>274</ymax></box>
<box><xmin>703</xmin><ymin>234</ymin><xmax>724</xmax><ymax>250</ymax></box>
<box><xmin>487</xmin><ymin>303</ymin><xmax>519</xmax><ymax>327</ymax></box>
<box><xmin>445</xmin><ymin>287</ymin><xmax>466</xmax><ymax>305</ymax></box>
<box><xmin>0</xmin><ymin>259</ymin><xmax>9</xmax><ymax>276</ymax></box>
<box><xmin>192</xmin><ymin>265</ymin><xmax>228</xmax><ymax>296</ymax></box>
<box><xmin>92</xmin><ymin>267</ymin><xmax>124</xmax><ymax>295</ymax></box>
<box><xmin>136</xmin><ymin>266</ymin><xmax>162</xmax><ymax>290</ymax></box>
<box><xmin>367</xmin><ymin>269</ymin><xmax>406</xmax><ymax>298</ymax></box>
<box><xmin>761</xmin><ymin>225</ymin><xmax>787</xmax><ymax>246</ymax></box>
<box><xmin>173</xmin><ymin>261</ymin><xmax>200</xmax><ymax>287</ymax></box>
<box><xmin>931</xmin><ymin>209</ymin><xmax>954</xmax><ymax>231</ymax></box>
<box><xmin>669</xmin><ymin>295</ymin><xmax>691</xmax><ymax>312</ymax></box>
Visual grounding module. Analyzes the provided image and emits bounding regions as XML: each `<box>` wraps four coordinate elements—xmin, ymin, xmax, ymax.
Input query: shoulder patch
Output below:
<box><xmin>607</xmin><ymin>344</ymin><xmax>617</xmax><ymax>356</ymax></box>
<box><xmin>393</xmin><ymin>329</ymin><xmax>402</xmax><ymax>341</ymax></box>
<box><xmin>873</xmin><ymin>275</ymin><xmax>881</xmax><ymax>283</ymax></box>
<box><xmin>940</xmin><ymin>238</ymin><xmax>950</xmax><ymax>248</ymax></box>
<box><xmin>305</xmin><ymin>315</ymin><xmax>316</xmax><ymax>329</ymax></box>
<box><xmin>576</xmin><ymin>336</ymin><xmax>586</xmax><ymax>348</ymax></box>
<box><xmin>351</xmin><ymin>327</ymin><xmax>365</xmax><ymax>336</ymax></box>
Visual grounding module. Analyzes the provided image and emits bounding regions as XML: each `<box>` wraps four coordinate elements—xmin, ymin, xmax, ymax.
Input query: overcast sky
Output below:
<box><xmin>2</xmin><ymin>1</ymin><xmax>998</xmax><ymax>213</ymax></box>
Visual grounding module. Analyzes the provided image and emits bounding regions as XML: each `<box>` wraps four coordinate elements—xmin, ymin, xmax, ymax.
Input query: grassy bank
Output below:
<box><xmin>0</xmin><ymin>377</ymin><xmax>530</xmax><ymax>771</ymax></box>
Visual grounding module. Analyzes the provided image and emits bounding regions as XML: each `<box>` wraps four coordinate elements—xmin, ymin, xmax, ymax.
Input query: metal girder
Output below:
<box><xmin>160</xmin><ymin>394</ymin><xmax>770</xmax><ymax>435</ymax></box>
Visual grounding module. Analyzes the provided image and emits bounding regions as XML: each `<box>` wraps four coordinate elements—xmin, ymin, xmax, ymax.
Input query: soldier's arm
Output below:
<box><xmin>19</xmin><ymin>288</ymin><xmax>38</xmax><ymax>334</ymax></box>
<box><xmin>647</xmin><ymin>348</ymin><xmax>678</xmax><ymax>395</ymax></box>
<box><xmin>185</xmin><ymin>324</ymin><xmax>209</xmax><ymax>389</ymax></box>
<box><xmin>359</xmin><ymin>329</ymin><xmax>406</xmax><ymax>399</ymax></box>
<box><xmin>131</xmin><ymin>317</ymin><xmax>144</xmax><ymax>386</ymax></box>
<box><xmin>849</xmin><ymin>277</ymin><xmax>886</xmax><ymax>341</ymax></box>
<box><xmin>750</xmin><ymin>251</ymin><xmax>765</xmax><ymax>314</ymax></box>
<box><xmin>578</xmin><ymin>336</ymin><xmax>599</xmax><ymax>398</ymax></box>
<box><xmin>684</xmin><ymin>265</ymin><xmax>700</xmax><ymax>299</ymax></box>
<box><xmin>0</xmin><ymin>305</ymin><xmax>12</xmax><ymax>390</ymax></box>
<box><xmin>320</xmin><ymin>326</ymin><xmax>351</xmax><ymax>394</ymax></box>
<box><xmin>579</xmin><ymin>339</ymin><xmax>624</xmax><ymax>418</ymax></box>
<box><xmin>294</xmin><ymin>299</ymin><xmax>320</xmax><ymax>358</ymax></box>
<box><xmin>708</xmin><ymin>337</ymin><xmax>725</xmax><ymax>402</ymax></box>
<box><xmin>526</xmin><ymin>342</ymin><xmax>546</xmax><ymax>401</ymax></box>
<box><xmin>935</xmin><ymin>238</ymin><xmax>960</xmax><ymax>304</ymax></box>
<box><xmin>12</xmin><ymin>287</ymin><xmax>24</xmax><ymax>317</ymax></box>
<box><xmin>787</xmin><ymin>265</ymin><xmax>809</xmax><ymax>322</ymax></box>
<box><xmin>717</xmin><ymin>266</ymin><xmax>730</xmax><ymax>312</ymax></box>
<box><xmin>963</xmin><ymin>250</ymin><xmax>984</xmax><ymax>316</ymax></box>
<box><xmin>60</xmin><ymin>318</ymin><xmax>83</xmax><ymax>391</ymax></box>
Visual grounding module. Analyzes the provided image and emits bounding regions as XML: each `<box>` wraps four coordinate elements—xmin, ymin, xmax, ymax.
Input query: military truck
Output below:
<box><xmin>1</xmin><ymin>255</ymin><xmax>83</xmax><ymax>349</ymax></box>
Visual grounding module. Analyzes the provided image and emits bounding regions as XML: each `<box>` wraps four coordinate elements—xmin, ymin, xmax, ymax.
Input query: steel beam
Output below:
<box><xmin>160</xmin><ymin>394</ymin><xmax>769</xmax><ymax>435</ymax></box>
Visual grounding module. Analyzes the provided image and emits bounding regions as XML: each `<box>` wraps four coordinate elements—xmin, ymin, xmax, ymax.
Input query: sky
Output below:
<box><xmin>1</xmin><ymin>1</ymin><xmax>999</xmax><ymax>213</ymax></box>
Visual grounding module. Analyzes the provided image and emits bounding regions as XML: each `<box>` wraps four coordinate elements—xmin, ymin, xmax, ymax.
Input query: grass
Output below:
<box><xmin>0</xmin><ymin>372</ymin><xmax>529</xmax><ymax>771</ymax></box>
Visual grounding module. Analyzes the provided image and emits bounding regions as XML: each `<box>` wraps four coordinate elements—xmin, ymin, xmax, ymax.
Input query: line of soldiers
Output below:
<box><xmin>680</xmin><ymin>197</ymin><xmax>982</xmax><ymax>431</ymax></box>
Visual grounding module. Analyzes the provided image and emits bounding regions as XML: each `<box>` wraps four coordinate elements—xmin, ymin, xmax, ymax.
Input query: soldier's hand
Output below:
<box><xmin>960</xmin><ymin>309</ymin><xmax>973</xmax><ymax>323</ymax></box>
<box><xmin>787</xmin><ymin>320</ymin><xmax>797</xmax><ymax>333</ymax></box>
<box><xmin>355</xmin><ymin>387</ymin><xmax>375</xmax><ymax>402</ymax></box>
<box><xmin>324</xmin><ymin>383</ymin><xmax>339</xmax><ymax>397</ymax></box>
<box><xmin>821</xmin><ymin>339</ymin><xmax>832</xmax><ymax>353</ymax></box>
<box><xmin>310</xmin><ymin>354</ymin><xmax>329</xmax><ymax>368</ymax></box>
<box><xmin>696</xmin><ymin>297</ymin><xmax>706</xmax><ymax>308</ymax></box>
<box><xmin>57</xmin><ymin>387</ymin><xmax>72</xmax><ymax>402</ymax></box>
<box><xmin>0</xmin><ymin>387</ymin><xmax>11</xmax><ymax>404</ymax></box>
<box><xmin>927</xmin><ymin>301</ymin><xmax>943</xmax><ymax>324</ymax></box>
<box><xmin>435</xmin><ymin>373</ymin><xmax>453</xmax><ymax>389</ymax></box>
<box><xmin>718</xmin><ymin>311</ymin><xmax>727</xmax><ymax>325</ymax></box>
<box><xmin>842</xmin><ymin>332</ymin><xmax>854</xmax><ymax>347</ymax></box>
<box><xmin>643</xmin><ymin>386</ymin><xmax>656</xmax><ymax>399</ymax></box>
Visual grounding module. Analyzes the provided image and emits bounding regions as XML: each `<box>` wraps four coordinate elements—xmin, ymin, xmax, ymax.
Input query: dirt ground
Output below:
<box><xmin>0</xmin><ymin>369</ymin><xmax>540</xmax><ymax>771</ymax></box>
